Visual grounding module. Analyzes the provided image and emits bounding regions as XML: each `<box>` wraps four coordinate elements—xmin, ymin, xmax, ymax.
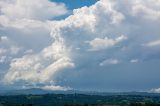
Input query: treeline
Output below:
<box><xmin>130</xmin><ymin>103</ymin><xmax>160</xmax><ymax>106</ymax></box>
<box><xmin>0</xmin><ymin>103</ymin><xmax>160</xmax><ymax>106</ymax></box>
<box><xmin>0</xmin><ymin>94</ymin><xmax>160</xmax><ymax>106</ymax></box>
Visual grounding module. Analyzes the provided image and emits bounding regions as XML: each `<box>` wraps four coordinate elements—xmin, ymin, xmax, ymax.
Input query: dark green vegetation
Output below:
<box><xmin>0</xmin><ymin>94</ymin><xmax>160</xmax><ymax>106</ymax></box>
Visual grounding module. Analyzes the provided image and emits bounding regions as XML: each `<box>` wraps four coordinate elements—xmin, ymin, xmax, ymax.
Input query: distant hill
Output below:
<box><xmin>0</xmin><ymin>88</ymin><xmax>81</xmax><ymax>95</ymax></box>
<box><xmin>0</xmin><ymin>88</ymin><xmax>160</xmax><ymax>96</ymax></box>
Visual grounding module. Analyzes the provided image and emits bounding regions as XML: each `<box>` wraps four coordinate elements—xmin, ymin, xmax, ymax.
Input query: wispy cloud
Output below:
<box><xmin>88</xmin><ymin>35</ymin><xmax>127</xmax><ymax>51</ymax></box>
<box><xmin>144</xmin><ymin>40</ymin><xmax>160</xmax><ymax>47</ymax></box>
<box><xmin>100</xmin><ymin>59</ymin><xmax>119</xmax><ymax>66</ymax></box>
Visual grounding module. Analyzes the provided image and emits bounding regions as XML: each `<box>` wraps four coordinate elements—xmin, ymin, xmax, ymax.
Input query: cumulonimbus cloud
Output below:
<box><xmin>2</xmin><ymin>0</ymin><xmax>160</xmax><ymax>90</ymax></box>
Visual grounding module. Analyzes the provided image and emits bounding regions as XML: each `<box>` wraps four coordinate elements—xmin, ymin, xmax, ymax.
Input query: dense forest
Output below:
<box><xmin>0</xmin><ymin>94</ymin><xmax>160</xmax><ymax>106</ymax></box>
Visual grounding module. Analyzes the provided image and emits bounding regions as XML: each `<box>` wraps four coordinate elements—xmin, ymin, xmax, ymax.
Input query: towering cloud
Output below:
<box><xmin>1</xmin><ymin>0</ymin><xmax>160</xmax><ymax>91</ymax></box>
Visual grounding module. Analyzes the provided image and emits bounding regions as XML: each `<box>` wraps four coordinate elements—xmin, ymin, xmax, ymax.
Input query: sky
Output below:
<box><xmin>0</xmin><ymin>0</ymin><xmax>160</xmax><ymax>93</ymax></box>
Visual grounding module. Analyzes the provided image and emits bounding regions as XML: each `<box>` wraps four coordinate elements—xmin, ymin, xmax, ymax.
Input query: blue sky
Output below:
<box><xmin>0</xmin><ymin>0</ymin><xmax>160</xmax><ymax>93</ymax></box>
<box><xmin>52</xmin><ymin>0</ymin><xmax>97</xmax><ymax>9</ymax></box>
<box><xmin>52</xmin><ymin>0</ymin><xmax>98</xmax><ymax>20</ymax></box>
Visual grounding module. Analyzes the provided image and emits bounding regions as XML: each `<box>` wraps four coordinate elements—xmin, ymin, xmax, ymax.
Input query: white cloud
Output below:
<box><xmin>100</xmin><ymin>59</ymin><xmax>119</xmax><ymax>66</ymax></box>
<box><xmin>144</xmin><ymin>40</ymin><xmax>160</xmax><ymax>47</ymax></box>
<box><xmin>10</xmin><ymin>46</ymin><xmax>21</xmax><ymax>55</ymax></box>
<box><xmin>3</xmin><ymin>30</ymin><xmax>74</xmax><ymax>84</ymax></box>
<box><xmin>131</xmin><ymin>0</ymin><xmax>160</xmax><ymax>21</ymax></box>
<box><xmin>150</xmin><ymin>88</ymin><xmax>160</xmax><ymax>93</ymax></box>
<box><xmin>42</xmin><ymin>85</ymin><xmax>72</xmax><ymax>91</ymax></box>
<box><xmin>130</xmin><ymin>59</ymin><xmax>139</xmax><ymax>63</ymax></box>
<box><xmin>24</xmin><ymin>49</ymin><xmax>33</xmax><ymax>54</ymax></box>
<box><xmin>1</xmin><ymin>0</ymin><xmax>160</xmax><ymax>90</ymax></box>
<box><xmin>3</xmin><ymin>55</ymin><xmax>74</xmax><ymax>84</ymax></box>
<box><xmin>0</xmin><ymin>36</ymin><xmax>23</xmax><ymax>63</ymax></box>
<box><xmin>0</xmin><ymin>48</ymin><xmax>7</xmax><ymax>55</ymax></box>
<box><xmin>0</xmin><ymin>56</ymin><xmax>6</xmax><ymax>63</ymax></box>
<box><xmin>40</xmin><ymin>57</ymin><xmax>74</xmax><ymax>82</ymax></box>
<box><xmin>0</xmin><ymin>0</ymin><xmax>68</xmax><ymax>20</ymax></box>
<box><xmin>0</xmin><ymin>36</ymin><xmax>8</xmax><ymax>41</ymax></box>
<box><xmin>98</xmin><ymin>0</ymin><xmax>125</xmax><ymax>24</ymax></box>
<box><xmin>0</xmin><ymin>15</ymin><xmax>50</xmax><ymax>29</ymax></box>
<box><xmin>0</xmin><ymin>0</ymin><xmax>68</xmax><ymax>36</ymax></box>
<box><xmin>88</xmin><ymin>35</ymin><xmax>127</xmax><ymax>51</ymax></box>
